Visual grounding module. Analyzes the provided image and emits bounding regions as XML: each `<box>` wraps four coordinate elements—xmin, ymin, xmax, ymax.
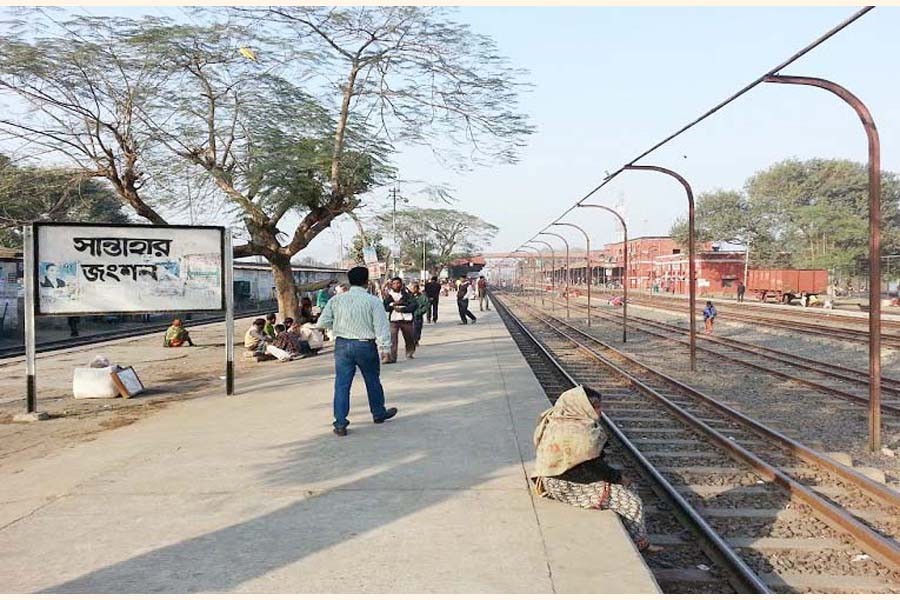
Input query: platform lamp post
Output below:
<box><xmin>520</xmin><ymin>244</ymin><xmax>544</xmax><ymax>307</ymax></box>
<box><xmin>529</xmin><ymin>238</ymin><xmax>556</xmax><ymax>312</ymax></box>
<box><xmin>578</xmin><ymin>203</ymin><xmax>628</xmax><ymax>343</ymax></box>
<box><xmin>622</xmin><ymin>165</ymin><xmax>696</xmax><ymax>371</ymax></box>
<box><xmin>551</xmin><ymin>222</ymin><xmax>591</xmax><ymax>328</ymax></box>
<box><xmin>515</xmin><ymin>247</ymin><xmax>535</xmax><ymax>303</ymax></box>
<box><xmin>540</xmin><ymin>231</ymin><xmax>571</xmax><ymax>320</ymax></box>
<box><xmin>512</xmin><ymin>248</ymin><xmax>527</xmax><ymax>299</ymax></box>
<box><xmin>764</xmin><ymin>74</ymin><xmax>882</xmax><ymax>452</ymax></box>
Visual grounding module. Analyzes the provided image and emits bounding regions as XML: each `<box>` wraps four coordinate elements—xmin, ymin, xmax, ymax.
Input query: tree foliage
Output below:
<box><xmin>0</xmin><ymin>9</ymin><xmax>532</xmax><ymax>317</ymax></box>
<box><xmin>240</xmin><ymin>6</ymin><xmax>534</xmax><ymax>168</ymax></box>
<box><xmin>670</xmin><ymin>158</ymin><xmax>900</xmax><ymax>273</ymax></box>
<box><xmin>0</xmin><ymin>155</ymin><xmax>128</xmax><ymax>248</ymax></box>
<box><xmin>375</xmin><ymin>207</ymin><xmax>498</xmax><ymax>273</ymax></box>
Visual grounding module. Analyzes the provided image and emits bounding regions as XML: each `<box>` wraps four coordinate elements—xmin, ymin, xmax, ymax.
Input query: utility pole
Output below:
<box><xmin>390</xmin><ymin>186</ymin><xmax>400</xmax><ymax>277</ymax></box>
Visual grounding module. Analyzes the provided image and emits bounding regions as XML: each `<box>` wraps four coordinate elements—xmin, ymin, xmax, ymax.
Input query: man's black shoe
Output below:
<box><xmin>374</xmin><ymin>407</ymin><xmax>398</xmax><ymax>424</ymax></box>
<box><xmin>334</xmin><ymin>426</ymin><xmax>348</xmax><ymax>437</ymax></box>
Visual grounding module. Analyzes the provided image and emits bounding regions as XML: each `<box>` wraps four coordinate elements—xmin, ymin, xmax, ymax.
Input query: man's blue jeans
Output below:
<box><xmin>333</xmin><ymin>337</ymin><xmax>387</xmax><ymax>428</ymax></box>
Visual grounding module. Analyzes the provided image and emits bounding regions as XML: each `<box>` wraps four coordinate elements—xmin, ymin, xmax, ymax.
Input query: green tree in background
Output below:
<box><xmin>375</xmin><ymin>207</ymin><xmax>498</xmax><ymax>275</ymax></box>
<box><xmin>671</xmin><ymin>158</ymin><xmax>900</xmax><ymax>274</ymax></box>
<box><xmin>0</xmin><ymin>155</ymin><xmax>128</xmax><ymax>248</ymax></box>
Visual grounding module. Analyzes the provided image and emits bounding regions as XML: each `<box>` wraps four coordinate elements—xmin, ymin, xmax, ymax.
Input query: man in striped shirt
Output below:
<box><xmin>317</xmin><ymin>266</ymin><xmax>398</xmax><ymax>437</ymax></box>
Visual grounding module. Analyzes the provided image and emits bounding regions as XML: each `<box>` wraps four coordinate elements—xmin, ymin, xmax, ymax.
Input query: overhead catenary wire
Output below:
<box><xmin>516</xmin><ymin>6</ymin><xmax>875</xmax><ymax>249</ymax></box>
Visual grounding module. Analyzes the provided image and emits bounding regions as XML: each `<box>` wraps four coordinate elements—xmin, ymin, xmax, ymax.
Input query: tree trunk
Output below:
<box><xmin>270</xmin><ymin>257</ymin><xmax>300</xmax><ymax>321</ymax></box>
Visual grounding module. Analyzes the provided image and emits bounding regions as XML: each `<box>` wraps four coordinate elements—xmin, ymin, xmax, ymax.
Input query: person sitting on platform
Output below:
<box><xmin>163</xmin><ymin>319</ymin><xmax>194</xmax><ymax>347</ymax></box>
<box><xmin>531</xmin><ymin>385</ymin><xmax>660</xmax><ymax>553</ymax></box>
<box><xmin>272</xmin><ymin>323</ymin><xmax>308</xmax><ymax>358</ymax></box>
<box><xmin>244</xmin><ymin>318</ymin><xmax>292</xmax><ymax>362</ymax></box>
<box><xmin>295</xmin><ymin>321</ymin><xmax>324</xmax><ymax>354</ymax></box>
<box><xmin>264</xmin><ymin>313</ymin><xmax>278</xmax><ymax>337</ymax></box>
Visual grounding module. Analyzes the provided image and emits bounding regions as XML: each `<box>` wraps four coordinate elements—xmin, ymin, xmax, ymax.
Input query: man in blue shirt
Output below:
<box><xmin>317</xmin><ymin>266</ymin><xmax>398</xmax><ymax>436</ymax></box>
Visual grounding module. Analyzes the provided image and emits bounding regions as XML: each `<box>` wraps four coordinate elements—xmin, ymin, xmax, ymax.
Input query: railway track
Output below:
<box><xmin>547</xmin><ymin>296</ymin><xmax>900</xmax><ymax>416</ymax></box>
<box><xmin>560</xmin><ymin>288</ymin><xmax>900</xmax><ymax>348</ymax></box>
<box><xmin>494</xmin><ymin>292</ymin><xmax>900</xmax><ymax>594</ymax></box>
<box><xmin>0</xmin><ymin>308</ymin><xmax>271</xmax><ymax>361</ymax></box>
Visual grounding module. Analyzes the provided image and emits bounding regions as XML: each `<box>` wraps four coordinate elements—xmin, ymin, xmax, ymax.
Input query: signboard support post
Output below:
<box><xmin>224</xmin><ymin>229</ymin><xmax>235</xmax><ymax>395</ymax></box>
<box><xmin>24</xmin><ymin>225</ymin><xmax>36</xmax><ymax>412</ymax></box>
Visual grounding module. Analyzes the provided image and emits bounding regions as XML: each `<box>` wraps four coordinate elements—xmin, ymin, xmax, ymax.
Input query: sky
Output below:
<box><xmin>3</xmin><ymin>6</ymin><xmax>899</xmax><ymax>263</ymax></box>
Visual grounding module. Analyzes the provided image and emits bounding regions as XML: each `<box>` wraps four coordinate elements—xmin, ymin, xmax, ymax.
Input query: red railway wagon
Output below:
<box><xmin>747</xmin><ymin>269</ymin><xmax>828</xmax><ymax>304</ymax></box>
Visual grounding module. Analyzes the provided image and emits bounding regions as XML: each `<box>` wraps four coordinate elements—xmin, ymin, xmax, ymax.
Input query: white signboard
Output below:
<box><xmin>362</xmin><ymin>245</ymin><xmax>378</xmax><ymax>265</ymax></box>
<box><xmin>35</xmin><ymin>223</ymin><xmax>225</xmax><ymax>315</ymax></box>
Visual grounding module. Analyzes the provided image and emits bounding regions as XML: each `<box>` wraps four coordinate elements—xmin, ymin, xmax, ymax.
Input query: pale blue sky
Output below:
<box><xmin>4</xmin><ymin>6</ymin><xmax>898</xmax><ymax>262</ymax></box>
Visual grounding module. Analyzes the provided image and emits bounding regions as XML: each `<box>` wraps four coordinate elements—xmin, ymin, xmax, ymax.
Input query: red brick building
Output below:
<box><xmin>654</xmin><ymin>251</ymin><xmax>746</xmax><ymax>295</ymax></box>
<box><xmin>600</xmin><ymin>237</ymin><xmax>747</xmax><ymax>295</ymax></box>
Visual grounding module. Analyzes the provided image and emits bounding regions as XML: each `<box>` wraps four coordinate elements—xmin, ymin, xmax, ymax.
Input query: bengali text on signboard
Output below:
<box><xmin>35</xmin><ymin>224</ymin><xmax>225</xmax><ymax>315</ymax></box>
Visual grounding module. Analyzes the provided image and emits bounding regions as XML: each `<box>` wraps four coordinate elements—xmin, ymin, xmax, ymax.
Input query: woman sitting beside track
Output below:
<box><xmin>163</xmin><ymin>319</ymin><xmax>194</xmax><ymax>347</ymax></box>
<box><xmin>531</xmin><ymin>385</ymin><xmax>661</xmax><ymax>553</ymax></box>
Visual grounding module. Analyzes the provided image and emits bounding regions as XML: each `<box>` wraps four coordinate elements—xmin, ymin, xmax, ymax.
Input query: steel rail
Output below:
<box><xmin>546</xmin><ymin>296</ymin><xmax>900</xmax><ymax>414</ymax></box>
<box><xmin>583</xmin><ymin>289</ymin><xmax>900</xmax><ymax>347</ymax></box>
<box><xmin>505</xmin><ymin>295</ymin><xmax>900</xmax><ymax>570</ymax></box>
<box><xmin>491</xmin><ymin>293</ymin><xmax>771</xmax><ymax>594</ymax></box>
<box><xmin>522</xmin><ymin>300</ymin><xmax>900</xmax><ymax>511</ymax></box>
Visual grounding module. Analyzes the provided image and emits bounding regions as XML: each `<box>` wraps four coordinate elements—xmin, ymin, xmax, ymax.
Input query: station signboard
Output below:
<box><xmin>33</xmin><ymin>223</ymin><xmax>225</xmax><ymax>315</ymax></box>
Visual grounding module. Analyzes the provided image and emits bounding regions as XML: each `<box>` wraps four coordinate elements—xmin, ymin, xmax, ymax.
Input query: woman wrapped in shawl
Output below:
<box><xmin>163</xmin><ymin>319</ymin><xmax>194</xmax><ymax>347</ymax></box>
<box><xmin>532</xmin><ymin>385</ymin><xmax>659</xmax><ymax>552</ymax></box>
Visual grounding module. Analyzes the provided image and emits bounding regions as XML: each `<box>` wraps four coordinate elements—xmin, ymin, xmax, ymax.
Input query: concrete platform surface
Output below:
<box><xmin>0</xmin><ymin>300</ymin><xmax>658</xmax><ymax>593</ymax></box>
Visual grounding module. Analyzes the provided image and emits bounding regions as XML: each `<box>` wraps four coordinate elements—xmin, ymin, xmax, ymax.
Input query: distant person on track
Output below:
<box><xmin>424</xmin><ymin>275</ymin><xmax>442</xmax><ymax>323</ymax></box>
<box><xmin>456</xmin><ymin>278</ymin><xmax>477</xmax><ymax>325</ymax></box>
<box><xmin>703</xmin><ymin>300</ymin><xmax>717</xmax><ymax>334</ymax></box>
<box><xmin>163</xmin><ymin>318</ymin><xmax>194</xmax><ymax>347</ymax></box>
<box><xmin>531</xmin><ymin>385</ymin><xmax>660</xmax><ymax>553</ymax></box>
<box><xmin>316</xmin><ymin>266</ymin><xmax>397</xmax><ymax>437</ymax></box>
<box><xmin>736</xmin><ymin>280</ymin><xmax>746</xmax><ymax>303</ymax></box>
<box><xmin>477</xmin><ymin>275</ymin><xmax>490</xmax><ymax>311</ymax></box>
<box><xmin>383</xmin><ymin>276</ymin><xmax>417</xmax><ymax>362</ymax></box>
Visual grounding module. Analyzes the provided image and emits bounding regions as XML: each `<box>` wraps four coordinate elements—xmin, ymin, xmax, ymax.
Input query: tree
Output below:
<box><xmin>0</xmin><ymin>155</ymin><xmax>129</xmax><ymax>248</ymax></box>
<box><xmin>0</xmin><ymin>15</ymin><xmax>387</xmax><ymax>318</ymax></box>
<box><xmin>0</xmin><ymin>11</ymin><xmax>533</xmax><ymax>318</ymax></box>
<box><xmin>134</xmin><ymin>21</ymin><xmax>392</xmax><ymax>318</ymax></box>
<box><xmin>242</xmin><ymin>6</ymin><xmax>534</xmax><ymax>168</ymax></box>
<box><xmin>670</xmin><ymin>158</ymin><xmax>900</xmax><ymax>273</ymax></box>
<box><xmin>0</xmin><ymin>14</ymin><xmax>170</xmax><ymax>224</ymax></box>
<box><xmin>375</xmin><ymin>207</ymin><xmax>498</xmax><ymax>274</ymax></box>
<box><xmin>746</xmin><ymin>158</ymin><xmax>900</xmax><ymax>271</ymax></box>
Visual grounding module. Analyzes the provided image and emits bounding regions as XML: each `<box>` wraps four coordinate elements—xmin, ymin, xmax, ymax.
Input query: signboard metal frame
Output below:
<box><xmin>32</xmin><ymin>221</ymin><xmax>227</xmax><ymax>317</ymax></box>
<box><xmin>22</xmin><ymin>222</ymin><xmax>236</xmax><ymax>414</ymax></box>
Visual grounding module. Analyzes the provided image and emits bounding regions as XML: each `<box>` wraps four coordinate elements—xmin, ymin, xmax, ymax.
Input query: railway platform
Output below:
<box><xmin>0</xmin><ymin>302</ymin><xmax>658</xmax><ymax>593</ymax></box>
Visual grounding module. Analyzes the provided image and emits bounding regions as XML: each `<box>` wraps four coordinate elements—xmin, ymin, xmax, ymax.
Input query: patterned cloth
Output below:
<box><xmin>539</xmin><ymin>477</ymin><xmax>650</xmax><ymax>549</ymax></box>
<box><xmin>532</xmin><ymin>386</ymin><xmax>607</xmax><ymax>480</ymax></box>
<box><xmin>317</xmin><ymin>286</ymin><xmax>391</xmax><ymax>351</ymax></box>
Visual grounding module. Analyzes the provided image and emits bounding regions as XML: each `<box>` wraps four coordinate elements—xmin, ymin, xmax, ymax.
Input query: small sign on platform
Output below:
<box><xmin>110</xmin><ymin>366</ymin><xmax>145</xmax><ymax>399</ymax></box>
